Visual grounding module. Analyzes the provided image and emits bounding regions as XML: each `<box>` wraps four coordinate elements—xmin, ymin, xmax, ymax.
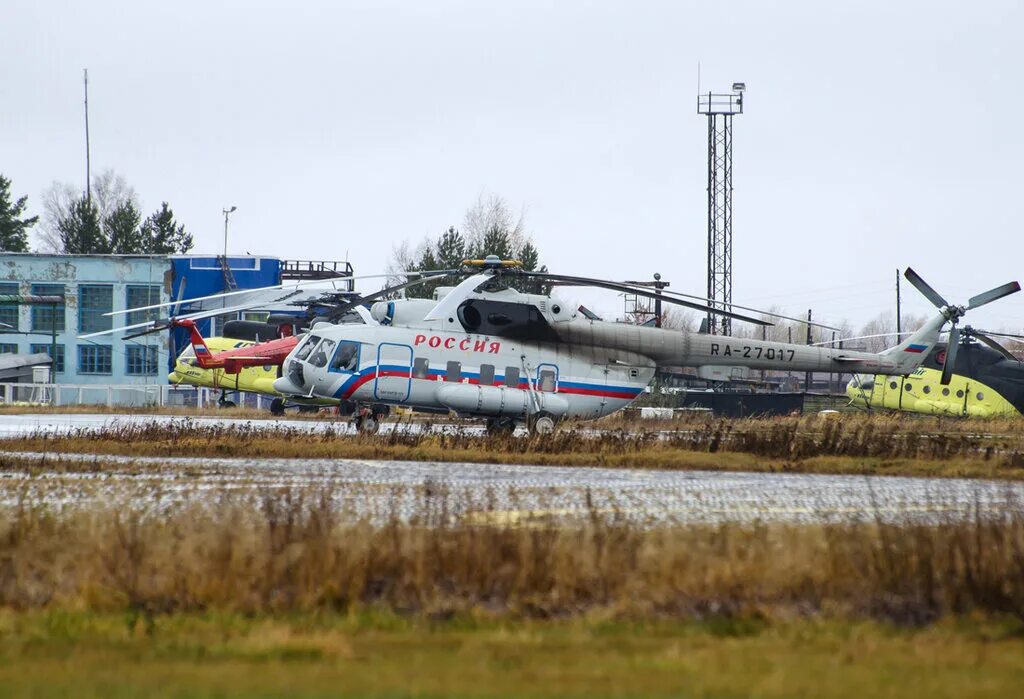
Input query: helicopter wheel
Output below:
<box><xmin>355</xmin><ymin>415</ymin><xmax>380</xmax><ymax>434</ymax></box>
<box><xmin>485</xmin><ymin>417</ymin><xmax>517</xmax><ymax>436</ymax></box>
<box><xmin>269</xmin><ymin>398</ymin><xmax>286</xmax><ymax>416</ymax></box>
<box><xmin>528</xmin><ymin>412</ymin><xmax>557</xmax><ymax>436</ymax></box>
<box><xmin>218</xmin><ymin>399</ymin><xmax>237</xmax><ymax>409</ymax></box>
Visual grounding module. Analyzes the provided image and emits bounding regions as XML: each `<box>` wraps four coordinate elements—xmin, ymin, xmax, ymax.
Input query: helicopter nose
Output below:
<box><xmin>273</xmin><ymin>375</ymin><xmax>303</xmax><ymax>395</ymax></box>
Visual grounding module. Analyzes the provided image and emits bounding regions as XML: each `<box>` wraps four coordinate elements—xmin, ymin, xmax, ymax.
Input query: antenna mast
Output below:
<box><xmin>84</xmin><ymin>68</ymin><xmax>91</xmax><ymax>205</ymax></box>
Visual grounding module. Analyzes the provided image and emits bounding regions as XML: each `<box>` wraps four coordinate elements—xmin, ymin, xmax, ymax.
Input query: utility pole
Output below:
<box><xmin>653</xmin><ymin>273</ymin><xmax>666</xmax><ymax>328</ymax></box>
<box><xmin>84</xmin><ymin>69</ymin><xmax>91</xmax><ymax>205</ymax></box>
<box><xmin>896</xmin><ymin>268</ymin><xmax>902</xmax><ymax>340</ymax></box>
<box><xmin>805</xmin><ymin>309</ymin><xmax>813</xmax><ymax>392</ymax></box>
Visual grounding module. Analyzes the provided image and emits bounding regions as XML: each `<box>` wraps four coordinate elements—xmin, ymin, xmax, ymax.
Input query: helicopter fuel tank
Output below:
<box><xmin>436</xmin><ymin>383</ymin><xmax>569</xmax><ymax>418</ymax></box>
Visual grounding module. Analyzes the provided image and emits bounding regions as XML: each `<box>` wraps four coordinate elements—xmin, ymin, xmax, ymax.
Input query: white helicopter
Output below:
<box><xmin>261</xmin><ymin>258</ymin><xmax>1018</xmax><ymax>434</ymax></box>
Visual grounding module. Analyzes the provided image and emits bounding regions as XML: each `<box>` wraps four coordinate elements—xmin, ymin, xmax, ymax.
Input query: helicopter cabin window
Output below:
<box><xmin>539</xmin><ymin>369</ymin><xmax>556</xmax><ymax>392</ymax></box>
<box><xmin>976</xmin><ymin>392</ymin><xmax>985</xmax><ymax>401</ymax></box>
<box><xmin>445</xmin><ymin>361</ymin><xmax>462</xmax><ymax>382</ymax></box>
<box><xmin>330</xmin><ymin>341</ymin><xmax>360</xmax><ymax>373</ymax></box>
<box><xmin>295</xmin><ymin>335</ymin><xmax>320</xmax><ymax>362</ymax></box>
<box><xmin>504</xmin><ymin>366</ymin><xmax>520</xmax><ymax>388</ymax></box>
<box><xmin>309</xmin><ymin>339</ymin><xmax>336</xmax><ymax>368</ymax></box>
<box><xmin>942</xmin><ymin>388</ymin><xmax>950</xmax><ymax>396</ymax></box>
<box><xmin>956</xmin><ymin>390</ymin><xmax>964</xmax><ymax>398</ymax></box>
<box><xmin>413</xmin><ymin>357</ymin><xmax>430</xmax><ymax>379</ymax></box>
<box><xmin>889</xmin><ymin>381</ymin><xmax>898</xmax><ymax>390</ymax></box>
<box><xmin>479</xmin><ymin>364</ymin><xmax>495</xmax><ymax>386</ymax></box>
<box><xmin>923</xmin><ymin>385</ymin><xmax>931</xmax><ymax>394</ymax></box>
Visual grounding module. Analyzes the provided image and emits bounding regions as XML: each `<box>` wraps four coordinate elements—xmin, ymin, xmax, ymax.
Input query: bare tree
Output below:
<box><xmin>659</xmin><ymin>306</ymin><xmax>698</xmax><ymax>332</ymax></box>
<box><xmin>462</xmin><ymin>192</ymin><xmax>527</xmax><ymax>256</ymax></box>
<box><xmin>37</xmin><ymin>169</ymin><xmax>138</xmax><ymax>252</ymax></box>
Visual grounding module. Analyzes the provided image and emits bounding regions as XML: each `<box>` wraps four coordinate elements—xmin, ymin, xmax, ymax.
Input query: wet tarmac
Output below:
<box><xmin>2</xmin><ymin>449</ymin><xmax>1020</xmax><ymax>526</ymax></box>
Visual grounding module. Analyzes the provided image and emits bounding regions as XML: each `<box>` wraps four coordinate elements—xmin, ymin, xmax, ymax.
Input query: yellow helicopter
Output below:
<box><xmin>846</xmin><ymin>326</ymin><xmax>1024</xmax><ymax>417</ymax></box>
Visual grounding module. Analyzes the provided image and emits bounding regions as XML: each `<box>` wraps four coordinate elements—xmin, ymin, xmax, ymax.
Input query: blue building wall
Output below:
<box><xmin>168</xmin><ymin>256</ymin><xmax>282</xmax><ymax>365</ymax></box>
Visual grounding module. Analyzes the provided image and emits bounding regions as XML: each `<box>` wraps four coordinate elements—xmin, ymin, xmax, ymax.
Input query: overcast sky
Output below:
<box><xmin>3</xmin><ymin>0</ymin><xmax>1022</xmax><ymax>331</ymax></box>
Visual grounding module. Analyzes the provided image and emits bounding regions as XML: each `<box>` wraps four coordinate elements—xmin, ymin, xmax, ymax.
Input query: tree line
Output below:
<box><xmin>389</xmin><ymin>193</ymin><xmax>548</xmax><ymax>299</ymax></box>
<box><xmin>0</xmin><ymin>170</ymin><xmax>193</xmax><ymax>255</ymax></box>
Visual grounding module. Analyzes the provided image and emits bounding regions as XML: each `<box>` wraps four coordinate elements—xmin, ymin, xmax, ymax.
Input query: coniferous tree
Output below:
<box><xmin>58</xmin><ymin>196</ymin><xmax>108</xmax><ymax>254</ymax></box>
<box><xmin>142</xmin><ymin>202</ymin><xmax>193</xmax><ymax>254</ymax></box>
<box><xmin>105</xmin><ymin>200</ymin><xmax>144</xmax><ymax>254</ymax></box>
<box><xmin>435</xmin><ymin>227</ymin><xmax>466</xmax><ymax>269</ymax></box>
<box><xmin>0</xmin><ymin>174</ymin><xmax>38</xmax><ymax>252</ymax></box>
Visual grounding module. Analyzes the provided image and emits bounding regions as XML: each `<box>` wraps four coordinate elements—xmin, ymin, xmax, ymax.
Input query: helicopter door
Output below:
<box><xmin>375</xmin><ymin>342</ymin><xmax>412</xmax><ymax>402</ymax></box>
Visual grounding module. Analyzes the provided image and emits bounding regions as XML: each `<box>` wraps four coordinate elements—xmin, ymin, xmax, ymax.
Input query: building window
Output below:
<box><xmin>126</xmin><ymin>285</ymin><xmax>162</xmax><ymax>327</ymax></box>
<box><xmin>31</xmin><ymin>284</ymin><xmax>65</xmax><ymax>332</ymax></box>
<box><xmin>125</xmin><ymin>345</ymin><xmax>159</xmax><ymax>375</ymax></box>
<box><xmin>0</xmin><ymin>343</ymin><xmax>17</xmax><ymax>354</ymax></box>
<box><xmin>30</xmin><ymin>343</ymin><xmax>65</xmax><ymax>374</ymax></box>
<box><xmin>78</xmin><ymin>345</ymin><xmax>112</xmax><ymax>375</ymax></box>
<box><xmin>79</xmin><ymin>285</ymin><xmax>113</xmax><ymax>334</ymax></box>
<box><xmin>0</xmin><ymin>282</ymin><xmax>19</xmax><ymax>331</ymax></box>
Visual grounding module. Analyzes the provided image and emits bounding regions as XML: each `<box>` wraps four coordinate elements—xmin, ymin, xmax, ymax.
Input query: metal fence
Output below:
<box><xmin>0</xmin><ymin>382</ymin><xmax>271</xmax><ymax>410</ymax></box>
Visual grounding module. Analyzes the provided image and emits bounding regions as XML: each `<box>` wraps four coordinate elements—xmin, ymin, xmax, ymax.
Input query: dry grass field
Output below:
<box><xmin>3</xmin><ymin>412</ymin><xmax>1024</xmax><ymax>695</ymax></box>
<box><xmin>5</xmin><ymin>411</ymin><xmax>1024</xmax><ymax>479</ymax></box>
<box><xmin>0</xmin><ymin>487</ymin><xmax>1021</xmax><ymax>696</ymax></box>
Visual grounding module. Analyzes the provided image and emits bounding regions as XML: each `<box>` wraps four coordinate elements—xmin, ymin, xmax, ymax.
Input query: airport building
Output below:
<box><xmin>0</xmin><ymin>253</ymin><xmax>285</xmax><ymax>398</ymax></box>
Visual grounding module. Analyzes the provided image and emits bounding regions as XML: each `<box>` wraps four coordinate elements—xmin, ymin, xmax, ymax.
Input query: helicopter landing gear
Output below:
<box><xmin>217</xmin><ymin>391</ymin><xmax>237</xmax><ymax>409</ymax></box>
<box><xmin>485</xmin><ymin>417</ymin><xmax>517</xmax><ymax>436</ymax></box>
<box><xmin>353</xmin><ymin>406</ymin><xmax>383</xmax><ymax>434</ymax></box>
<box><xmin>354</xmin><ymin>414</ymin><xmax>379</xmax><ymax>434</ymax></box>
<box><xmin>270</xmin><ymin>398</ymin><xmax>286</xmax><ymax>416</ymax></box>
<box><xmin>527</xmin><ymin>412</ymin><xmax>557</xmax><ymax>436</ymax></box>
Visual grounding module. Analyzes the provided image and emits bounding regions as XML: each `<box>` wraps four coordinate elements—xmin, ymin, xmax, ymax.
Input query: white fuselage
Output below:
<box><xmin>272</xmin><ymin>288</ymin><xmax>945</xmax><ymax>423</ymax></box>
<box><xmin>273</xmin><ymin>322</ymin><xmax>654</xmax><ymax>420</ymax></box>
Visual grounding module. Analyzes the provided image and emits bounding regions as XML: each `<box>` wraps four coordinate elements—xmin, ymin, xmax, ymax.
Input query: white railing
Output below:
<box><xmin>0</xmin><ymin>382</ymin><xmax>270</xmax><ymax>410</ymax></box>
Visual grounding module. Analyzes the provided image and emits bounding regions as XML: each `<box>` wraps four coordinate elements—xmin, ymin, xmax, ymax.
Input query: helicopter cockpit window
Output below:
<box><xmin>295</xmin><ymin>335</ymin><xmax>320</xmax><ymax>362</ymax></box>
<box><xmin>330</xmin><ymin>341</ymin><xmax>360</xmax><ymax>373</ymax></box>
<box><xmin>309</xmin><ymin>338</ymin><xmax>336</xmax><ymax>368</ymax></box>
<box><xmin>178</xmin><ymin>346</ymin><xmax>196</xmax><ymax>361</ymax></box>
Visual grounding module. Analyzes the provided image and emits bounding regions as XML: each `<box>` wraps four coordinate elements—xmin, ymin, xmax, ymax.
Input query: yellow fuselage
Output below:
<box><xmin>847</xmin><ymin>366</ymin><xmax>1021</xmax><ymax>417</ymax></box>
<box><xmin>168</xmin><ymin>337</ymin><xmax>281</xmax><ymax>395</ymax></box>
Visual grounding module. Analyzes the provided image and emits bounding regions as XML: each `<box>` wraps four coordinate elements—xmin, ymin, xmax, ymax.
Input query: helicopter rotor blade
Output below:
<box><xmin>520</xmin><ymin>271</ymin><xmax>772</xmax><ymax>327</ymax></box>
<box><xmin>941</xmin><ymin>324</ymin><xmax>960</xmax><ymax>385</ymax></box>
<box><xmin>967</xmin><ymin>281</ymin><xmax>1022</xmax><ymax>310</ymax></box>
<box><xmin>972</xmin><ymin>328</ymin><xmax>1024</xmax><ymax>341</ymax></box>
<box><xmin>970</xmin><ymin>331</ymin><xmax>1018</xmax><ymax>362</ymax></box>
<box><xmin>904</xmin><ymin>268</ymin><xmax>950</xmax><ymax>310</ymax></box>
<box><xmin>628</xmin><ymin>286</ymin><xmax>841</xmax><ymax>331</ymax></box>
<box><xmin>328</xmin><ymin>274</ymin><xmax>451</xmax><ymax>323</ymax></box>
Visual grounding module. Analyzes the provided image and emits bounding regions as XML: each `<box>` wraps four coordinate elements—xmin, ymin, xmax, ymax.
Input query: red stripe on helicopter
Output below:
<box><xmin>339</xmin><ymin>370</ymin><xmax>640</xmax><ymax>401</ymax></box>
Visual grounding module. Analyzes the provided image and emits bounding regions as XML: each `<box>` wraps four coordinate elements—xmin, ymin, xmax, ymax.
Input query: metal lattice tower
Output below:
<box><xmin>697</xmin><ymin>85</ymin><xmax>744</xmax><ymax>335</ymax></box>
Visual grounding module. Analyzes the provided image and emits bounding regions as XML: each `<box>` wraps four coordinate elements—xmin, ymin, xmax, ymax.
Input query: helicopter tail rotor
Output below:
<box><xmin>903</xmin><ymin>268</ymin><xmax>1021</xmax><ymax>385</ymax></box>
